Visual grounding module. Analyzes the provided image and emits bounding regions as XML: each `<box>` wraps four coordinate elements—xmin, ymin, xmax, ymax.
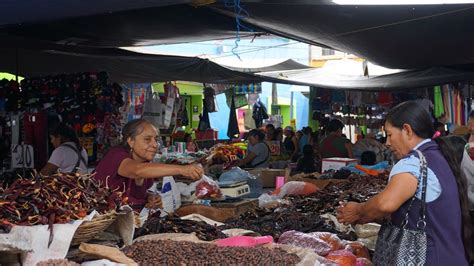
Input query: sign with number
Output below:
<box><xmin>266</xmin><ymin>141</ymin><xmax>281</xmax><ymax>156</ymax></box>
<box><xmin>11</xmin><ymin>144</ymin><xmax>34</xmax><ymax>169</ymax></box>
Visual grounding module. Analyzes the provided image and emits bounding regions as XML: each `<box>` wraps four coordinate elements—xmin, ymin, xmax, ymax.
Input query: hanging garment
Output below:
<box><xmin>347</xmin><ymin>91</ymin><xmax>362</xmax><ymax>106</ymax></box>
<box><xmin>243</xmin><ymin>109</ymin><xmax>256</xmax><ymax>129</ymax></box>
<box><xmin>11</xmin><ymin>114</ymin><xmax>20</xmax><ymax>145</ymax></box>
<box><xmin>203</xmin><ymin>86</ymin><xmax>218</xmax><ymax>113</ymax></box>
<box><xmin>415</xmin><ymin>98</ymin><xmax>433</xmax><ymax>114</ymax></box>
<box><xmin>433</xmin><ymin>86</ymin><xmax>444</xmax><ymax>118</ymax></box>
<box><xmin>252</xmin><ymin>101</ymin><xmax>269</xmax><ymax>128</ymax></box>
<box><xmin>181</xmin><ymin>100</ymin><xmax>189</xmax><ymax>127</ymax></box>
<box><xmin>377</xmin><ymin>91</ymin><xmax>394</xmax><ymax>108</ymax></box>
<box><xmin>332</xmin><ymin>90</ymin><xmax>346</xmax><ymax>103</ymax></box>
<box><xmin>198</xmin><ymin>99</ymin><xmax>211</xmax><ymax>131</ymax></box>
<box><xmin>227</xmin><ymin>97</ymin><xmax>240</xmax><ymax>139</ymax></box>
<box><xmin>23</xmin><ymin>112</ymin><xmax>48</xmax><ymax>170</ymax></box>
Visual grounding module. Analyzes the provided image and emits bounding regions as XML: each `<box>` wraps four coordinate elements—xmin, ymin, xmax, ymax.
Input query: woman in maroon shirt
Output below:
<box><xmin>94</xmin><ymin>119</ymin><xmax>203</xmax><ymax>209</ymax></box>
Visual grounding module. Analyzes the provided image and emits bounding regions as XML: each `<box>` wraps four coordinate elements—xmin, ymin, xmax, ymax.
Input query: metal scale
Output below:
<box><xmin>218</xmin><ymin>180</ymin><xmax>250</xmax><ymax>198</ymax></box>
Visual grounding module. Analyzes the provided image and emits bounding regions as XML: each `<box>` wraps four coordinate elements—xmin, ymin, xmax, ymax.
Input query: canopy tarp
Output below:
<box><xmin>210</xmin><ymin>2</ymin><xmax>474</xmax><ymax>69</ymax></box>
<box><xmin>0</xmin><ymin>4</ymin><xmax>259</xmax><ymax>47</ymax></box>
<box><xmin>3</xmin><ymin>2</ymin><xmax>474</xmax><ymax>69</ymax></box>
<box><xmin>217</xmin><ymin>59</ymin><xmax>312</xmax><ymax>73</ymax></box>
<box><xmin>0</xmin><ymin>47</ymin><xmax>268</xmax><ymax>84</ymax></box>
<box><xmin>258</xmin><ymin>64</ymin><xmax>474</xmax><ymax>91</ymax></box>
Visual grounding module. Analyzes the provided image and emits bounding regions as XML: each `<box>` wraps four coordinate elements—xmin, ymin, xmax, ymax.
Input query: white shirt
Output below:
<box><xmin>48</xmin><ymin>142</ymin><xmax>88</xmax><ymax>173</ymax></box>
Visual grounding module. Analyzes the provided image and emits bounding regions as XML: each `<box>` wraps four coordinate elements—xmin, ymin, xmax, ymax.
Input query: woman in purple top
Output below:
<box><xmin>337</xmin><ymin>101</ymin><xmax>473</xmax><ymax>265</ymax></box>
<box><xmin>94</xmin><ymin>119</ymin><xmax>203</xmax><ymax>209</ymax></box>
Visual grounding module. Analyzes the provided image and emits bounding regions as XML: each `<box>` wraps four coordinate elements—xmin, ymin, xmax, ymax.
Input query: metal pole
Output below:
<box><xmin>290</xmin><ymin>91</ymin><xmax>294</xmax><ymax>119</ymax></box>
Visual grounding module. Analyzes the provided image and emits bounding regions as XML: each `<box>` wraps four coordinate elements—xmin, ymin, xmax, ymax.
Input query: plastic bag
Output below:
<box><xmin>278</xmin><ymin>230</ymin><xmax>333</xmax><ymax>256</ymax></box>
<box><xmin>311</xmin><ymin>232</ymin><xmax>344</xmax><ymax>251</ymax></box>
<box><xmin>195</xmin><ymin>175</ymin><xmax>222</xmax><ymax>199</ymax></box>
<box><xmin>219</xmin><ymin>167</ymin><xmax>252</xmax><ymax>183</ymax></box>
<box><xmin>272</xmin><ymin>181</ymin><xmax>319</xmax><ymax>197</ymax></box>
<box><xmin>355</xmin><ymin>258</ymin><xmax>372</xmax><ymax>266</ymax></box>
<box><xmin>344</xmin><ymin>241</ymin><xmax>370</xmax><ymax>260</ymax></box>
<box><xmin>325</xmin><ymin>250</ymin><xmax>357</xmax><ymax>266</ymax></box>
<box><xmin>257</xmin><ymin>193</ymin><xmax>281</xmax><ymax>208</ymax></box>
<box><xmin>160</xmin><ymin>176</ymin><xmax>182</xmax><ymax>213</ymax></box>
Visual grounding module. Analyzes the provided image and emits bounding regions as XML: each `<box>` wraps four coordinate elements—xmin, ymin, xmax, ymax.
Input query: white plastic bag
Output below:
<box><xmin>160</xmin><ymin>176</ymin><xmax>182</xmax><ymax>213</ymax></box>
<box><xmin>142</xmin><ymin>90</ymin><xmax>163</xmax><ymax>128</ymax></box>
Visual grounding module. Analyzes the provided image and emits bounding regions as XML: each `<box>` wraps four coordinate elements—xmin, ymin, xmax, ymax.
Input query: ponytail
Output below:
<box><xmin>435</xmin><ymin>137</ymin><xmax>473</xmax><ymax>263</ymax></box>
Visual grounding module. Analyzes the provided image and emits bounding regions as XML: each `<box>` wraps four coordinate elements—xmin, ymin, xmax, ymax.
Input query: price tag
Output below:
<box><xmin>266</xmin><ymin>141</ymin><xmax>281</xmax><ymax>156</ymax></box>
<box><xmin>11</xmin><ymin>144</ymin><xmax>34</xmax><ymax>169</ymax></box>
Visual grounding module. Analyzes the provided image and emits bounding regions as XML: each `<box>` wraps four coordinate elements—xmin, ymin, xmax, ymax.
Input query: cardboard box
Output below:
<box><xmin>322</xmin><ymin>157</ymin><xmax>357</xmax><ymax>172</ymax></box>
<box><xmin>247</xmin><ymin>168</ymin><xmax>290</xmax><ymax>188</ymax></box>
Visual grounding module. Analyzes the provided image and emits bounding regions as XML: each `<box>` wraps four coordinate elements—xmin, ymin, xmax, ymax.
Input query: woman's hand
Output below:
<box><xmin>180</xmin><ymin>164</ymin><xmax>204</xmax><ymax>180</ymax></box>
<box><xmin>337</xmin><ymin>201</ymin><xmax>363</xmax><ymax>225</ymax></box>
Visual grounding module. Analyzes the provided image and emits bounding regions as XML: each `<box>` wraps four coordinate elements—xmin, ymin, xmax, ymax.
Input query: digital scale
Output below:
<box><xmin>218</xmin><ymin>180</ymin><xmax>250</xmax><ymax>198</ymax></box>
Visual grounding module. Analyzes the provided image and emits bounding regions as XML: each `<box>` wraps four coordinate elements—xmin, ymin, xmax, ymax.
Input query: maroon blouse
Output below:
<box><xmin>94</xmin><ymin>147</ymin><xmax>153</xmax><ymax>208</ymax></box>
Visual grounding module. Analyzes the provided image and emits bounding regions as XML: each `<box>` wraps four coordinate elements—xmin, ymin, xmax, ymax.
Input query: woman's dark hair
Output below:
<box><xmin>360</xmin><ymin>151</ymin><xmax>377</xmax><ymax>166</ymax></box>
<box><xmin>441</xmin><ymin>135</ymin><xmax>467</xmax><ymax>163</ymax></box>
<box><xmin>248</xmin><ymin>129</ymin><xmax>265</xmax><ymax>141</ymax></box>
<box><xmin>50</xmin><ymin>123</ymin><xmax>81</xmax><ymax>150</ymax></box>
<box><xmin>327</xmin><ymin>119</ymin><xmax>344</xmax><ymax>133</ymax></box>
<box><xmin>120</xmin><ymin>118</ymin><xmax>155</xmax><ymax>149</ymax></box>
<box><xmin>387</xmin><ymin>101</ymin><xmax>473</xmax><ymax>262</ymax></box>
<box><xmin>385</xmin><ymin>101</ymin><xmax>434</xmax><ymax>139</ymax></box>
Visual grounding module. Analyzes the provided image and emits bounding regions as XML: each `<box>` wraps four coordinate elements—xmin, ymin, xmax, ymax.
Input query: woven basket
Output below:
<box><xmin>70</xmin><ymin>211</ymin><xmax>117</xmax><ymax>246</ymax></box>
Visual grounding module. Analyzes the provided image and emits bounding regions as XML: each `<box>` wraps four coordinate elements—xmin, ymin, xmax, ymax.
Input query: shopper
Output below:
<box><xmin>93</xmin><ymin>119</ymin><xmax>203</xmax><ymax>209</ymax></box>
<box><xmin>337</xmin><ymin>101</ymin><xmax>472</xmax><ymax>265</ymax></box>
<box><xmin>353</xmin><ymin>132</ymin><xmax>385</xmax><ymax>163</ymax></box>
<box><xmin>184</xmin><ymin>133</ymin><xmax>198</xmax><ymax>153</ymax></box>
<box><xmin>296</xmin><ymin>144</ymin><xmax>317</xmax><ymax>174</ymax></box>
<box><xmin>265</xmin><ymin>124</ymin><xmax>276</xmax><ymax>141</ymax></box>
<box><xmin>298</xmin><ymin>127</ymin><xmax>312</xmax><ymax>156</ymax></box>
<box><xmin>238</xmin><ymin>129</ymin><xmax>270</xmax><ymax>169</ymax></box>
<box><xmin>40</xmin><ymin>123</ymin><xmax>88</xmax><ymax>175</ymax></box>
<box><xmin>462</xmin><ymin>111</ymin><xmax>474</xmax><ymax>225</ymax></box>
<box><xmin>319</xmin><ymin>119</ymin><xmax>353</xmax><ymax>158</ymax></box>
<box><xmin>283</xmin><ymin>126</ymin><xmax>299</xmax><ymax>162</ymax></box>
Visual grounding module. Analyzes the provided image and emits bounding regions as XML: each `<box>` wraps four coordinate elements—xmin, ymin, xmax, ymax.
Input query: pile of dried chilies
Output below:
<box><xmin>0</xmin><ymin>173</ymin><xmax>127</xmax><ymax>235</ymax></box>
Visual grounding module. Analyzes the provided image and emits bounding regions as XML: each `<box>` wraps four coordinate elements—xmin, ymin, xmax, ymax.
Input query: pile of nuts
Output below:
<box><xmin>123</xmin><ymin>240</ymin><xmax>300</xmax><ymax>265</ymax></box>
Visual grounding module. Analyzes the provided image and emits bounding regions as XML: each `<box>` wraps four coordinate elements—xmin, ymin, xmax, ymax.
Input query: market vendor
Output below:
<box><xmin>40</xmin><ymin>123</ymin><xmax>88</xmax><ymax>175</ymax></box>
<box><xmin>319</xmin><ymin>119</ymin><xmax>353</xmax><ymax>158</ymax></box>
<box><xmin>94</xmin><ymin>119</ymin><xmax>203</xmax><ymax>209</ymax></box>
<box><xmin>283</xmin><ymin>126</ymin><xmax>299</xmax><ymax>161</ymax></box>
<box><xmin>237</xmin><ymin>129</ymin><xmax>270</xmax><ymax>169</ymax></box>
<box><xmin>337</xmin><ymin>101</ymin><xmax>472</xmax><ymax>265</ymax></box>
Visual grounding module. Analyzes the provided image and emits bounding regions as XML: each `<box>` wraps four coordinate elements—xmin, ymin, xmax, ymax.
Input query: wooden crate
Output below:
<box><xmin>212</xmin><ymin>199</ymin><xmax>258</xmax><ymax>219</ymax></box>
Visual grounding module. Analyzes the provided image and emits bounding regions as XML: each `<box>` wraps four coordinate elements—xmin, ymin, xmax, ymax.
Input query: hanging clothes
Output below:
<box><xmin>181</xmin><ymin>100</ymin><xmax>189</xmax><ymax>126</ymax></box>
<box><xmin>198</xmin><ymin>99</ymin><xmax>211</xmax><ymax>131</ymax></box>
<box><xmin>203</xmin><ymin>86</ymin><xmax>218</xmax><ymax>113</ymax></box>
<box><xmin>227</xmin><ymin>97</ymin><xmax>240</xmax><ymax>140</ymax></box>
<box><xmin>252</xmin><ymin>100</ymin><xmax>269</xmax><ymax>128</ymax></box>
<box><xmin>433</xmin><ymin>86</ymin><xmax>444</xmax><ymax>119</ymax></box>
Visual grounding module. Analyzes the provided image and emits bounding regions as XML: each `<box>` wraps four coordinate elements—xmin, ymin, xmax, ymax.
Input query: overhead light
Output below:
<box><xmin>333</xmin><ymin>0</ymin><xmax>474</xmax><ymax>4</ymax></box>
